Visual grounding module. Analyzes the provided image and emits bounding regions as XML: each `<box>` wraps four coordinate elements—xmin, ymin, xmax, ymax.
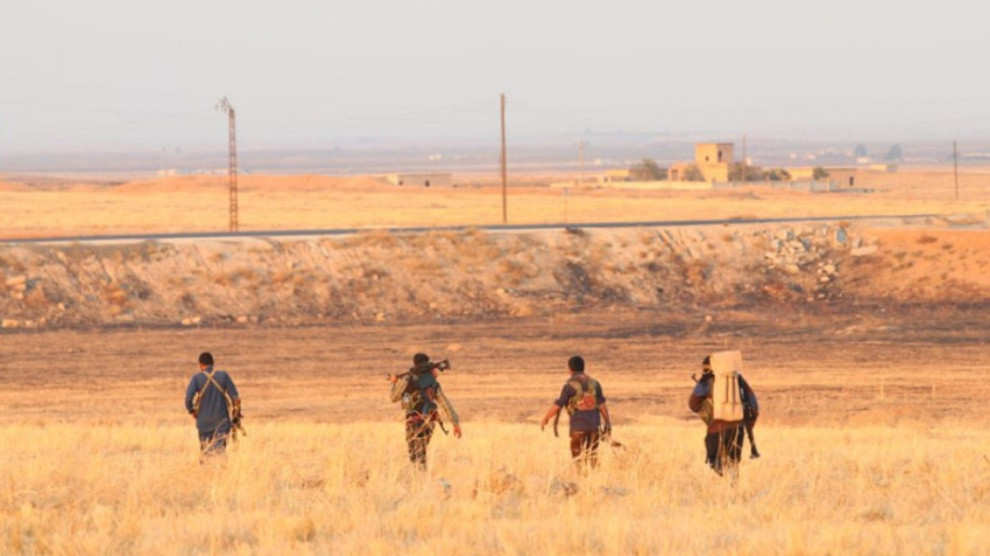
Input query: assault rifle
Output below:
<box><xmin>230</xmin><ymin>407</ymin><xmax>247</xmax><ymax>440</ymax></box>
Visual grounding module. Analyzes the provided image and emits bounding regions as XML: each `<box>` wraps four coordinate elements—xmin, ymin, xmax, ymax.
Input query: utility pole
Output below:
<box><xmin>741</xmin><ymin>133</ymin><xmax>747</xmax><ymax>183</ymax></box>
<box><xmin>216</xmin><ymin>97</ymin><xmax>238</xmax><ymax>232</ymax></box>
<box><xmin>578</xmin><ymin>140</ymin><xmax>586</xmax><ymax>188</ymax></box>
<box><xmin>953</xmin><ymin>140</ymin><xmax>959</xmax><ymax>200</ymax></box>
<box><xmin>500</xmin><ymin>93</ymin><xmax>508</xmax><ymax>224</ymax></box>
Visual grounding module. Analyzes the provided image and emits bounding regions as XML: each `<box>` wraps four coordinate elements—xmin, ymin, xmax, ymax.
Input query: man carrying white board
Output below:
<box><xmin>688</xmin><ymin>351</ymin><xmax>759</xmax><ymax>476</ymax></box>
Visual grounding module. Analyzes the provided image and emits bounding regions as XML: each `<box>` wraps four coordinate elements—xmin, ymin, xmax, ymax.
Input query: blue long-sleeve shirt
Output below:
<box><xmin>184</xmin><ymin>366</ymin><xmax>240</xmax><ymax>433</ymax></box>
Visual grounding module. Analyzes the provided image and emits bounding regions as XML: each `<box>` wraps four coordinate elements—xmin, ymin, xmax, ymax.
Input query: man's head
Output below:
<box><xmin>568</xmin><ymin>355</ymin><xmax>585</xmax><ymax>374</ymax></box>
<box><xmin>413</xmin><ymin>353</ymin><xmax>429</xmax><ymax>365</ymax></box>
<box><xmin>199</xmin><ymin>352</ymin><xmax>214</xmax><ymax>368</ymax></box>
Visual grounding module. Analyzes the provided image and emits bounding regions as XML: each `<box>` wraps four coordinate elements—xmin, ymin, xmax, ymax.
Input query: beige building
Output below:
<box><xmin>789</xmin><ymin>167</ymin><xmax>859</xmax><ymax>187</ymax></box>
<box><xmin>669</xmin><ymin>143</ymin><xmax>734</xmax><ymax>183</ymax></box>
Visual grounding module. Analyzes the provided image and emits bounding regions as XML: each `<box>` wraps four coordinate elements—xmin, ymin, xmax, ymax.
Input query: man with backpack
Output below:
<box><xmin>184</xmin><ymin>352</ymin><xmax>242</xmax><ymax>458</ymax></box>
<box><xmin>388</xmin><ymin>353</ymin><xmax>462</xmax><ymax>471</ymax></box>
<box><xmin>689</xmin><ymin>353</ymin><xmax>759</xmax><ymax>476</ymax></box>
<box><xmin>540</xmin><ymin>355</ymin><xmax>611</xmax><ymax>470</ymax></box>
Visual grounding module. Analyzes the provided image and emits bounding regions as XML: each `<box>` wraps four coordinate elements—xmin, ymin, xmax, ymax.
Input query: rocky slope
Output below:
<box><xmin>1</xmin><ymin>222</ymin><xmax>987</xmax><ymax>330</ymax></box>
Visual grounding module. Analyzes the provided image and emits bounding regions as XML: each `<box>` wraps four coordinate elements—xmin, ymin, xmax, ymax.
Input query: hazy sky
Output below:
<box><xmin>2</xmin><ymin>0</ymin><xmax>989</xmax><ymax>153</ymax></box>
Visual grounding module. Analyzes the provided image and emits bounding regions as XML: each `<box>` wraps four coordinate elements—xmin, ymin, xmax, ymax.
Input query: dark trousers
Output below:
<box><xmin>704</xmin><ymin>425</ymin><xmax>744</xmax><ymax>475</ymax></box>
<box><xmin>570</xmin><ymin>429</ymin><xmax>601</xmax><ymax>469</ymax></box>
<box><xmin>198</xmin><ymin>423</ymin><xmax>230</xmax><ymax>458</ymax></box>
<box><xmin>405</xmin><ymin>419</ymin><xmax>435</xmax><ymax>470</ymax></box>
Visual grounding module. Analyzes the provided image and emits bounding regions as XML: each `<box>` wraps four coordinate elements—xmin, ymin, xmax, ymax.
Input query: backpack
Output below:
<box><xmin>708</xmin><ymin>350</ymin><xmax>745</xmax><ymax>422</ymax></box>
<box><xmin>566</xmin><ymin>374</ymin><xmax>600</xmax><ymax>415</ymax></box>
<box><xmin>401</xmin><ymin>373</ymin><xmax>438</xmax><ymax>414</ymax></box>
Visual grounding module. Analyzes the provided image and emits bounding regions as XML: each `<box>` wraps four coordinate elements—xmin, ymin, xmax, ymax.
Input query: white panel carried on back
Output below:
<box><xmin>709</xmin><ymin>350</ymin><xmax>744</xmax><ymax>422</ymax></box>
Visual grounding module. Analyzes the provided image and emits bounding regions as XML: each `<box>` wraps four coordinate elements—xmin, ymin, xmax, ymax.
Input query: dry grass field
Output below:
<box><xmin>1</xmin><ymin>166</ymin><xmax>989</xmax><ymax>554</ymax></box>
<box><xmin>1</xmin><ymin>316</ymin><xmax>990</xmax><ymax>555</ymax></box>
<box><xmin>0</xmin><ymin>167</ymin><xmax>988</xmax><ymax>238</ymax></box>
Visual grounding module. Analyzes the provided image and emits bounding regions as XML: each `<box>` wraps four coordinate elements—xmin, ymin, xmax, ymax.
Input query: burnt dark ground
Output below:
<box><xmin>0</xmin><ymin>306</ymin><xmax>987</xmax><ymax>428</ymax></box>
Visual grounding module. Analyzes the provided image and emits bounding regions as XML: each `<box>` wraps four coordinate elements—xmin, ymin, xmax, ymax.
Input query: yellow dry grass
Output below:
<box><xmin>1</xmin><ymin>319</ymin><xmax>989</xmax><ymax>555</ymax></box>
<box><xmin>2</xmin><ymin>421</ymin><xmax>988</xmax><ymax>554</ymax></box>
<box><xmin>0</xmin><ymin>167</ymin><xmax>988</xmax><ymax>238</ymax></box>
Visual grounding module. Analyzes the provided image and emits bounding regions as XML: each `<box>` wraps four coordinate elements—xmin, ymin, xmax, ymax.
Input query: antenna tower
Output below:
<box><xmin>216</xmin><ymin>97</ymin><xmax>238</xmax><ymax>232</ymax></box>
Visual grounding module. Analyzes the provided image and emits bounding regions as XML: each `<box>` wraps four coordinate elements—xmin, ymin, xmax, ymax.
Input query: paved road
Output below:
<box><xmin>0</xmin><ymin>213</ymin><xmax>944</xmax><ymax>245</ymax></box>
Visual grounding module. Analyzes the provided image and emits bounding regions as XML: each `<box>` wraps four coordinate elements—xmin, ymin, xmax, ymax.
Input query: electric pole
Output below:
<box><xmin>216</xmin><ymin>97</ymin><xmax>238</xmax><ymax>232</ymax></box>
<box><xmin>578</xmin><ymin>140</ymin><xmax>586</xmax><ymax>188</ymax></box>
<box><xmin>741</xmin><ymin>133</ymin><xmax>747</xmax><ymax>183</ymax></box>
<box><xmin>953</xmin><ymin>140</ymin><xmax>959</xmax><ymax>200</ymax></box>
<box><xmin>500</xmin><ymin>93</ymin><xmax>507</xmax><ymax>224</ymax></box>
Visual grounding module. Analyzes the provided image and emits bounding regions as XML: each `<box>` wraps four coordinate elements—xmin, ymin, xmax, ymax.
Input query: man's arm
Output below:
<box><xmin>688</xmin><ymin>380</ymin><xmax>711</xmax><ymax>413</ymax></box>
<box><xmin>388</xmin><ymin>374</ymin><xmax>411</xmax><ymax>403</ymax></box>
<box><xmin>599</xmin><ymin>402</ymin><xmax>611</xmax><ymax>434</ymax></box>
<box><xmin>540</xmin><ymin>403</ymin><xmax>562</xmax><ymax>430</ymax></box>
<box><xmin>739</xmin><ymin>375</ymin><xmax>759</xmax><ymax>420</ymax></box>
<box><xmin>184</xmin><ymin>375</ymin><xmax>200</xmax><ymax>416</ymax></box>
<box><xmin>540</xmin><ymin>384</ymin><xmax>573</xmax><ymax>430</ymax></box>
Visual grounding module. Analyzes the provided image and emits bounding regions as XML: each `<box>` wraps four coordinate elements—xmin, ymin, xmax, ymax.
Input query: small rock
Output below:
<box><xmin>1</xmin><ymin>319</ymin><xmax>20</xmax><ymax>329</ymax></box>
<box><xmin>851</xmin><ymin>245</ymin><xmax>878</xmax><ymax>257</ymax></box>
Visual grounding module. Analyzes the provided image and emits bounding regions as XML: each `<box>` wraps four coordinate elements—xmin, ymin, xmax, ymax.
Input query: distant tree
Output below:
<box><xmin>730</xmin><ymin>162</ymin><xmax>763</xmax><ymax>181</ymax></box>
<box><xmin>762</xmin><ymin>168</ymin><xmax>792</xmax><ymax>181</ymax></box>
<box><xmin>853</xmin><ymin>143</ymin><xmax>868</xmax><ymax>158</ymax></box>
<box><xmin>885</xmin><ymin>144</ymin><xmax>903</xmax><ymax>161</ymax></box>
<box><xmin>812</xmin><ymin>166</ymin><xmax>830</xmax><ymax>179</ymax></box>
<box><xmin>682</xmin><ymin>164</ymin><xmax>705</xmax><ymax>182</ymax></box>
<box><xmin>629</xmin><ymin>158</ymin><xmax>667</xmax><ymax>180</ymax></box>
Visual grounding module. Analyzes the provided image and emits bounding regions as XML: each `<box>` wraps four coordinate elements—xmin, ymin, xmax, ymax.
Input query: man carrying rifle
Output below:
<box><xmin>184</xmin><ymin>352</ymin><xmax>242</xmax><ymax>459</ymax></box>
<box><xmin>388</xmin><ymin>353</ymin><xmax>462</xmax><ymax>471</ymax></box>
<box><xmin>540</xmin><ymin>355</ymin><xmax>611</xmax><ymax>470</ymax></box>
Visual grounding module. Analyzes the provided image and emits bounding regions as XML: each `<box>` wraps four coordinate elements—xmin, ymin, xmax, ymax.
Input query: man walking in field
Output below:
<box><xmin>185</xmin><ymin>352</ymin><xmax>242</xmax><ymax>458</ymax></box>
<box><xmin>689</xmin><ymin>353</ymin><xmax>759</xmax><ymax>476</ymax></box>
<box><xmin>388</xmin><ymin>353</ymin><xmax>462</xmax><ymax>471</ymax></box>
<box><xmin>540</xmin><ymin>355</ymin><xmax>611</xmax><ymax>470</ymax></box>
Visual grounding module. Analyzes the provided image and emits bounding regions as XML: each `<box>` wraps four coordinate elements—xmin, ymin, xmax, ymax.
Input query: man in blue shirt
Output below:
<box><xmin>540</xmin><ymin>355</ymin><xmax>611</xmax><ymax>470</ymax></box>
<box><xmin>184</xmin><ymin>352</ymin><xmax>241</xmax><ymax>458</ymax></box>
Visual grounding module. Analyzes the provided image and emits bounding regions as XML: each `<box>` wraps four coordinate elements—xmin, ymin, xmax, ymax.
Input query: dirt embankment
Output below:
<box><xmin>0</xmin><ymin>223</ymin><xmax>988</xmax><ymax>330</ymax></box>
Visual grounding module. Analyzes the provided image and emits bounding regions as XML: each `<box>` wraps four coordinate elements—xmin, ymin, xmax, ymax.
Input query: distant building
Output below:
<box><xmin>668</xmin><ymin>143</ymin><xmax>734</xmax><ymax>183</ymax></box>
<box><xmin>789</xmin><ymin>167</ymin><xmax>859</xmax><ymax>188</ymax></box>
<box><xmin>384</xmin><ymin>173</ymin><xmax>453</xmax><ymax>187</ymax></box>
<box><xmin>598</xmin><ymin>169</ymin><xmax>632</xmax><ymax>184</ymax></box>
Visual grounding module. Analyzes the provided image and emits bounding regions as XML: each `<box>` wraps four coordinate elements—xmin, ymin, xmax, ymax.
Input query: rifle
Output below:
<box><xmin>599</xmin><ymin>422</ymin><xmax>622</xmax><ymax>448</ymax></box>
<box><xmin>230</xmin><ymin>407</ymin><xmax>247</xmax><ymax>440</ymax></box>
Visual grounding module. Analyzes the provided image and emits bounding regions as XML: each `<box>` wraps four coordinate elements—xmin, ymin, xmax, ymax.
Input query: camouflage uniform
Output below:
<box><xmin>390</xmin><ymin>365</ymin><xmax>460</xmax><ymax>470</ymax></box>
